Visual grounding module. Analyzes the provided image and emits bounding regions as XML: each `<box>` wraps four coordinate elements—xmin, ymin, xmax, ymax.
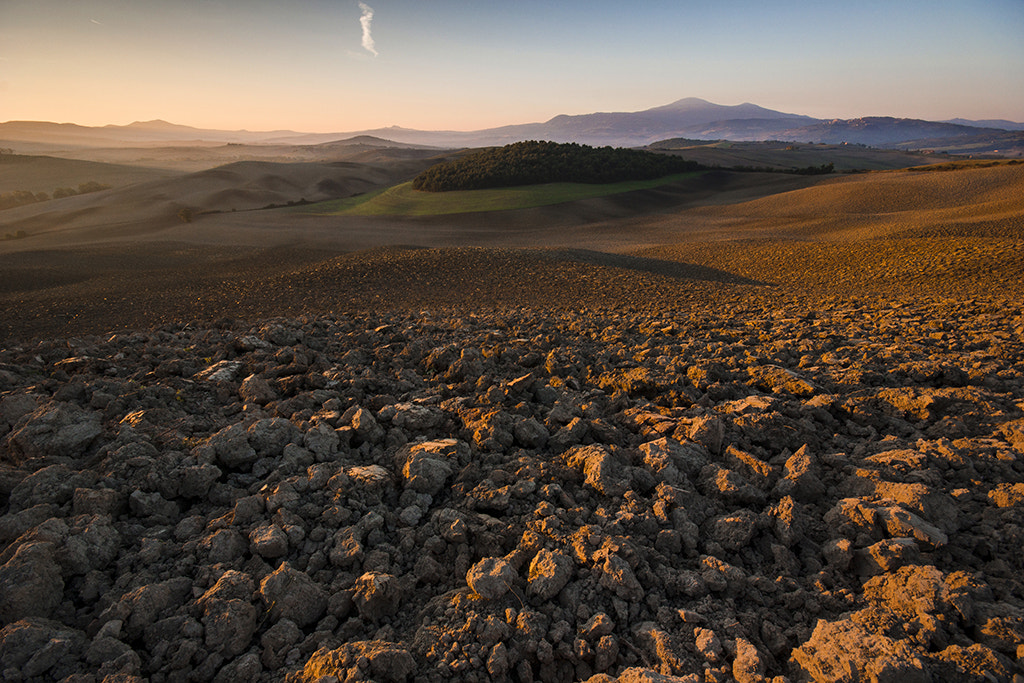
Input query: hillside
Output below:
<box><xmin>669</xmin><ymin>161</ymin><xmax>1024</xmax><ymax>240</ymax></box>
<box><xmin>645</xmin><ymin>140</ymin><xmax>942</xmax><ymax>172</ymax></box>
<box><xmin>0</xmin><ymin>153</ymin><xmax>179</xmax><ymax>194</ymax></box>
<box><xmin>0</xmin><ymin>158</ymin><xmax>436</xmax><ymax>242</ymax></box>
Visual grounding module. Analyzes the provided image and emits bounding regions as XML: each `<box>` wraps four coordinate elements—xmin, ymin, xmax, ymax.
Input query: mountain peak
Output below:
<box><xmin>120</xmin><ymin>119</ymin><xmax>195</xmax><ymax>131</ymax></box>
<box><xmin>661</xmin><ymin>97</ymin><xmax>715</xmax><ymax>107</ymax></box>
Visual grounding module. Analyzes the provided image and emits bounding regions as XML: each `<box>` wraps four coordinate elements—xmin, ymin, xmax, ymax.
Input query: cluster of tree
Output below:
<box><xmin>0</xmin><ymin>181</ymin><xmax>111</xmax><ymax>211</ymax></box>
<box><xmin>412</xmin><ymin>141</ymin><xmax>706</xmax><ymax>192</ymax></box>
<box><xmin>0</xmin><ymin>190</ymin><xmax>50</xmax><ymax>211</ymax></box>
<box><xmin>793</xmin><ymin>162</ymin><xmax>835</xmax><ymax>175</ymax></box>
<box><xmin>727</xmin><ymin>162</ymin><xmax>835</xmax><ymax>175</ymax></box>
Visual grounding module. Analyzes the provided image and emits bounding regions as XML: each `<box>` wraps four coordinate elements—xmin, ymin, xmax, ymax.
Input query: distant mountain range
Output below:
<box><xmin>3</xmin><ymin>98</ymin><xmax>1022</xmax><ymax>155</ymax></box>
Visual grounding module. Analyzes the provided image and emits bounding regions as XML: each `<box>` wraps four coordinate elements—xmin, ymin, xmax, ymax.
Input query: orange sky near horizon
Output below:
<box><xmin>2</xmin><ymin>0</ymin><xmax>1022</xmax><ymax>133</ymax></box>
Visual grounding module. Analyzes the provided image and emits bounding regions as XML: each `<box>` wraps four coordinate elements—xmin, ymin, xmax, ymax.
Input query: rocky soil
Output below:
<box><xmin>1</xmin><ymin>299</ymin><xmax>1023</xmax><ymax>682</ymax></box>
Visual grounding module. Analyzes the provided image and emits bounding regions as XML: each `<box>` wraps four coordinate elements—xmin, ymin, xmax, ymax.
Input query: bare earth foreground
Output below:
<box><xmin>1</xmin><ymin>163</ymin><xmax>1023</xmax><ymax>682</ymax></box>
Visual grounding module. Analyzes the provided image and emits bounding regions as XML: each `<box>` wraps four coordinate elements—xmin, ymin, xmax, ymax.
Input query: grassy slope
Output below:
<box><xmin>302</xmin><ymin>172</ymin><xmax>704</xmax><ymax>217</ymax></box>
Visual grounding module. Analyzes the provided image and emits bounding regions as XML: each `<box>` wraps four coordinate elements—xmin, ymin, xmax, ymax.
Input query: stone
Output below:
<box><xmin>792</xmin><ymin>617</ymin><xmax>931</xmax><ymax>683</ymax></box>
<box><xmin>988</xmin><ymin>482</ymin><xmax>1024</xmax><ymax>508</ymax></box>
<box><xmin>201</xmin><ymin>598</ymin><xmax>257</xmax><ymax>657</ymax></box>
<box><xmin>395</xmin><ymin>439</ymin><xmax>460</xmax><ymax>495</ymax></box>
<box><xmin>303</xmin><ymin>422</ymin><xmax>339</xmax><ymax>460</ymax></box>
<box><xmin>352</xmin><ymin>407</ymin><xmax>385</xmax><ymax>443</ymax></box>
<box><xmin>8</xmin><ymin>463</ymin><xmax>93</xmax><ymax>511</ymax></box>
<box><xmin>203</xmin><ymin>423</ymin><xmax>257</xmax><ymax>470</ymax></box>
<box><xmin>249</xmin><ymin>524</ymin><xmax>289</xmax><ymax>559</ymax></box>
<box><xmin>694</xmin><ymin>627</ymin><xmax>722</xmax><ymax>663</ymax></box>
<box><xmin>239</xmin><ymin>374</ymin><xmax>276</xmax><ymax>405</ymax></box>
<box><xmin>213</xmin><ymin>651</ymin><xmax>262</xmax><ymax>683</ymax></box>
<box><xmin>581</xmin><ymin>613</ymin><xmax>616</xmax><ymax>640</ymax></box>
<box><xmin>514</xmin><ymin>417</ymin><xmax>549</xmax><ymax>449</ymax></box>
<box><xmin>711</xmin><ymin>509</ymin><xmax>758</xmax><ymax>551</ymax></box>
<box><xmin>874</xmin><ymin>481</ymin><xmax>959</xmax><ymax>534</ymax></box>
<box><xmin>259</xmin><ymin>562</ymin><xmax>326</xmax><ymax>628</ymax></box>
<box><xmin>527</xmin><ymin>549</ymin><xmax>574</xmax><ymax>600</ymax></box>
<box><xmin>0</xmin><ymin>542</ymin><xmax>64</xmax><ymax>624</ymax></box>
<box><xmin>300</xmin><ymin>640</ymin><xmax>415</xmax><ymax>682</ymax></box>
<box><xmin>467</xmin><ymin>557</ymin><xmax>517</xmax><ymax>600</ymax></box>
<box><xmin>599</xmin><ymin>555</ymin><xmax>642</xmax><ymax>601</ymax></box>
<box><xmin>639</xmin><ymin>437</ymin><xmax>710</xmax><ymax>484</ymax></box>
<box><xmin>0</xmin><ymin>617</ymin><xmax>84</xmax><ymax>673</ymax></box>
<box><xmin>57</xmin><ymin>515</ymin><xmax>121</xmax><ymax>575</ymax></box>
<box><xmin>260</xmin><ymin>618</ymin><xmax>302</xmax><ymax>669</ymax></box>
<box><xmin>876</xmin><ymin>505</ymin><xmax>948</xmax><ymax>547</ymax></box>
<box><xmin>352</xmin><ymin>571</ymin><xmax>403</xmax><ymax>621</ymax></box>
<box><xmin>565</xmin><ymin>444</ymin><xmax>628</xmax><ymax>497</ymax></box>
<box><xmin>389</xmin><ymin>402</ymin><xmax>444</xmax><ymax>432</ymax></box>
<box><xmin>72</xmin><ymin>488</ymin><xmax>122</xmax><ymax>516</ymax></box>
<box><xmin>201</xmin><ymin>528</ymin><xmax>248</xmax><ymax>564</ymax></box>
<box><xmin>128</xmin><ymin>490</ymin><xmax>179</xmax><ymax>521</ymax></box>
<box><xmin>120</xmin><ymin>577</ymin><xmax>193</xmax><ymax>639</ymax></box>
<box><xmin>6</xmin><ymin>402</ymin><xmax>101</xmax><ymax>463</ymax></box>
<box><xmin>749</xmin><ymin>364</ymin><xmax>817</xmax><ymax>396</ymax></box>
<box><xmin>732</xmin><ymin>637</ymin><xmax>766</xmax><ymax>683</ymax></box>
<box><xmin>0</xmin><ymin>504</ymin><xmax>60</xmax><ymax>542</ymax></box>
<box><xmin>195</xmin><ymin>360</ymin><xmax>242</xmax><ymax>382</ymax></box>
<box><xmin>200</xmin><ymin>570</ymin><xmax>255</xmax><ymax>603</ymax></box>
<box><xmin>687</xmin><ymin>415</ymin><xmax>725</xmax><ymax>455</ymax></box>
<box><xmin>774</xmin><ymin>444</ymin><xmax>826</xmax><ymax>502</ymax></box>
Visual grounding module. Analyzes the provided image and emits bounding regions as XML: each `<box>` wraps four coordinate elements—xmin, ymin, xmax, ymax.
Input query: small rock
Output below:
<box><xmin>694</xmin><ymin>627</ymin><xmax>722</xmax><ymax>663</ymax></box>
<box><xmin>0</xmin><ymin>542</ymin><xmax>64</xmax><ymax>623</ymax></box>
<box><xmin>599</xmin><ymin>555</ymin><xmax>642</xmax><ymax>601</ymax></box>
<box><xmin>249</xmin><ymin>524</ymin><xmax>289</xmax><ymax>559</ymax></box>
<box><xmin>6</xmin><ymin>402</ymin><xmax>101</xmax><ymax>463</ymax></box>
<box><xmin>467</xmin><ymin>557</ymin><xmax>517</xmax><ymax>600</ymax></box>
<box><xmin>732</xmin><ymin>637</ymin><xmax>766</xmax><ymax>683</ymax></box>
<box><xmin>565</xmin><ymin>444</ymin><xmax>628</xmax><ymax>497</ymax></box>
<box><xmin>299</xmin><ymin>641</ymin><xmax>415</xmax><ymax>682</ymax></box>
<box><xmin>352</xmin><ymin>572</ymin><xmax>403</xmax><ymax>621</ymax></box>
<box><xmin>239</xmin><ymin>374</ymin><xmax>276</xmax><ymax>405</ymax></box>
<box><xmin>259</xmin><ymin>563</ymin><xmax>326</xmax><ymax>627</ymax></box>
<box><xmin>527</xmin><ymin>549</ymin><xmax>573</xmax><ymax>600</ymax></box>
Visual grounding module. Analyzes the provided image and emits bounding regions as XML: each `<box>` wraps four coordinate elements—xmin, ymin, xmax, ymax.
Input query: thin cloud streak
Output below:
<box><xmin>359</xmin><ymin>2</ymin><xmax>378</xmax><ymax>57</ymax></box>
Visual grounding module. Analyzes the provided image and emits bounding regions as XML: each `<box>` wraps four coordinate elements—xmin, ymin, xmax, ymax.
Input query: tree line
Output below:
<box><xmin>412</xmin><ymin>141</ymin><xmax>707</xmax><ymax>192</ymax></box>
<box><xmin>0</xmin><ymin>181</ymin><xmax>111</xmax><ymax>211</ymax></box>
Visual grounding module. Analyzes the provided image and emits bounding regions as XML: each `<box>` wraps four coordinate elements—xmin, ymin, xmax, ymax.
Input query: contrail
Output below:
<box><xmin>359</xmin><ymin>2</ymin><xmax>378</xmax><ymax>57</ymax></box>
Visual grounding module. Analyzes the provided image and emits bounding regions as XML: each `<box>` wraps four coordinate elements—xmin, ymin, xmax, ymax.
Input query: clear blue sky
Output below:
<box><xmin>2</xmin><ymin>0</ymin><xmax>1022</xmax><ymax>131</ymax></box>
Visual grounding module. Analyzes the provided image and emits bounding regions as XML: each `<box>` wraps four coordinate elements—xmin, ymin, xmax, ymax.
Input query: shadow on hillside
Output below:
<box><xmin>546</xmin><ymin>248</ymin><xmax>769</xmax><ymax>286</ymax></box>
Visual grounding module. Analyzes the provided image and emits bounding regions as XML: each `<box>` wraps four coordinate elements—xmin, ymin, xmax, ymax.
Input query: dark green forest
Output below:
<box><xmin>412</xmin><ymin>141</ymin><xmax>706</xmax><ymax>192</ymax></box>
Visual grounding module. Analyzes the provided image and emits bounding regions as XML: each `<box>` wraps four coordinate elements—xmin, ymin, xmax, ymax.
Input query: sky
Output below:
<box><xmin>1</xmin><ymin>0</ymin><xmax>1023</xmax><ymax>133</ymax></box>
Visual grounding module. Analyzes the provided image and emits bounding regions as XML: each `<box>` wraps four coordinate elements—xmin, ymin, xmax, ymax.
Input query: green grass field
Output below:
<box><xmin>301</xmin><ymin>172</ymin><xmax>704</xmax><ymax>217</ymax></box>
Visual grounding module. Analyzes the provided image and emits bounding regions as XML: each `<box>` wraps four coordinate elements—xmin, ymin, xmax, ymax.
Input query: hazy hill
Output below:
<box><xmin>945</xmin><ymin>118</ymin><xmax>1024</xmax><ymax>131</ymax></box>
<box><xmin>0</xmin><ymin>154</ymin><xmax>179</xmax><ymax>194</ymax></box>
<box><xmin>3</xmin><ymin>98</ymin><xmax>1021</xmax><ymax>156</ymax></box>
<box><xmin>771</xmin><ymin>117</ymin><xmax>1011</xmax><ymax>145</ymax></box>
